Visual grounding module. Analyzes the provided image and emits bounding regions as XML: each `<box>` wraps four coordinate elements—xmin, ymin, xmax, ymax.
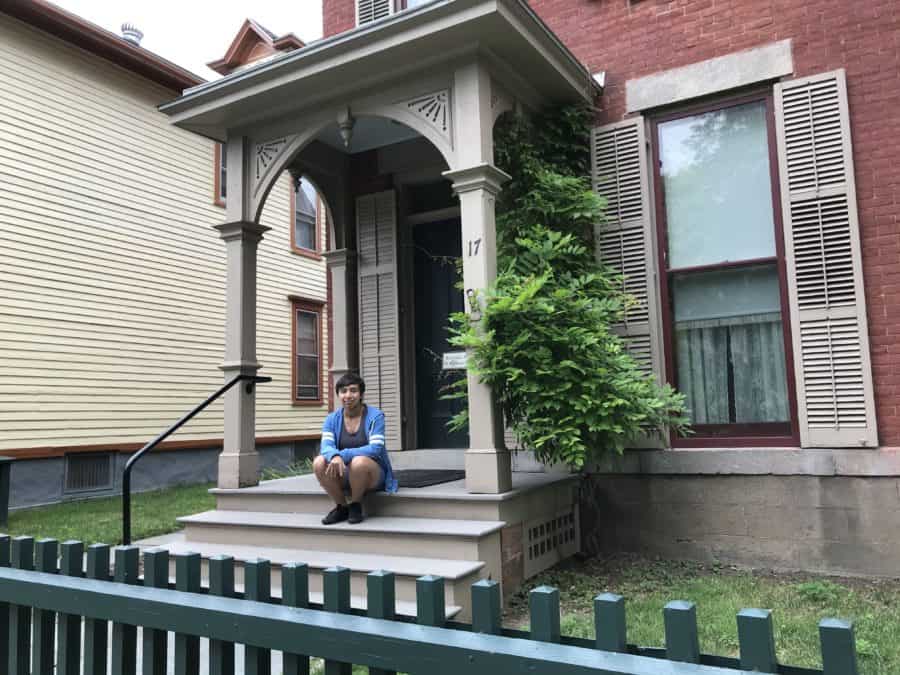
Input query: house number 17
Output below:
<box><xmin>467</xmin><ymin>238</ymin><xmax>482</xmax><ymax>257</ymax></box>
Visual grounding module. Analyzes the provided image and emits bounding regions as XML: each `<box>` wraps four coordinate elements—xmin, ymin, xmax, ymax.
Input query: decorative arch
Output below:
<box><xmin>251</xmin><ymin>100</ymin><xmax>460</xmax><ymax>224</ymax></box>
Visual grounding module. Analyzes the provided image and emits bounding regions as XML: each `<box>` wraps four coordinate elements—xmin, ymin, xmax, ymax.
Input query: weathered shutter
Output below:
<box><xmin>357</xmin><ymin>190</ymin><xmax>403</xmax><ymax>450</ymax></box>
<box><xmin>357</xmin><ymin>0</ymin><xmax>392</xmax><ymax>25</ymax></box>
<box><xmin>775</xmin><ymin>69</ymin><xmax>877</xmax><ymax>447</ymax></box>
<box><xmin>591</xmin><ymin>117</ymin><xmax>664</xmax><ymax>384</ymax></box>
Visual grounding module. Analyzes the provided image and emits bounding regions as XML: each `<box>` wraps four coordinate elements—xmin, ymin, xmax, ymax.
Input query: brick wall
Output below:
<box><xmin>323</xmin><ymin>0</ymin><xmax>354</xmax><ymax>37</ymax></box>
<box><xmin>583</xmin><ymin>474</ymin><xmax>900</xmax><ymax>576</ymax></box>
<box><xmin>320</xmin><ymin>0</ymin><xmax>900</xmax><ymax>444</ymax></box>
<box><xmin>527</xmin><ymin>0</ymin><xmax>900</xmax><ymax>446</ymax></box>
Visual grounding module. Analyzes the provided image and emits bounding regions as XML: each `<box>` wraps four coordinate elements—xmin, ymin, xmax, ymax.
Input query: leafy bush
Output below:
<box><xmin>448</xmin><ymin>106</ymin><xmax>688</xmax><ymax>468</ymax></box>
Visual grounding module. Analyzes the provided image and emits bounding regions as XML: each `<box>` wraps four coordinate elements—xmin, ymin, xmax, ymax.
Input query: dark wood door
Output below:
<box><xmin>413</xmin><ymin>219</ymin><xmax>468</xmax><ymax>448</ymax></box>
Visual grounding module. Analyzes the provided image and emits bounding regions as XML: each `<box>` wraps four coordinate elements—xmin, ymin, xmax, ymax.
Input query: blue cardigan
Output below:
<box><xmin>320</xmin><ymin>405</ymin><xmax>398</xmax><ymax>493</ymax></box>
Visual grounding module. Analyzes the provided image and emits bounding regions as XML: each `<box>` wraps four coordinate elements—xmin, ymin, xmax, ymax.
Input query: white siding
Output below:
<box><xmin>0</xmin><ymin>16</ymin><xmax>329</xmax><ymax>451</ymax></box>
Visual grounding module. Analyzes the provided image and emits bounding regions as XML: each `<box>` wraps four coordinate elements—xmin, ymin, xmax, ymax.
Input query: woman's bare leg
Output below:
<box><xmin>347</xmin><ymin>456</ymin><xmax>382</xmax><ymax>503</ymax></box>
<box><xmin>313</xmin><ymin>455</ymin><xmax>346</xmax><ymax>505</ymax></box>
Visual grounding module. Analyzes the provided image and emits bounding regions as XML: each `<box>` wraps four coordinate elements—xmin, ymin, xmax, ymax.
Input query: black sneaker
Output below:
<box><xmin>321</xmin><ymin>504</ymin><xmax>348</xmax><ymax>525</ymax></box>
<box><xmin>348</xmin><ymin>502</ymin><xmax>364</xmax><ymax>524</ymax></box>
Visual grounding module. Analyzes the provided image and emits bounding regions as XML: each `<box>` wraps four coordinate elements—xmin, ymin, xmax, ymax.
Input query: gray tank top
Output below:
<box><xmin>338</xmin><ymin>409</ymin><xmax>367</xmax><ymax>450</ymax></box>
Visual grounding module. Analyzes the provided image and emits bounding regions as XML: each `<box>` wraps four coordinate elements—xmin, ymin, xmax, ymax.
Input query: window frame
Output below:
<box><xmin>650</xmin><ymin>89</ymin><xmax>800</xmax><ymax>447</ymax></box>
<box><xmin>213</xmin><ymin>142</ymin><xmax>226</xmax><ymax>208</ymax></box>
<box><xmin>290</xmin><ymin>177</ymin><xmax>322</xmax><ymax>260</ymax></box>
<box><xmin>291</xmin><ymin>297</ymin><xmax>325</xmax><ymax>406</ymax></box>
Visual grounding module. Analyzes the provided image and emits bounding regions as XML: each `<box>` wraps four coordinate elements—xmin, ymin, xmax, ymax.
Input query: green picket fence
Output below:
<box><xmin>0</xmin><ymin>534</ymin><xmax>858</xmax><ymax>675</ymax></box>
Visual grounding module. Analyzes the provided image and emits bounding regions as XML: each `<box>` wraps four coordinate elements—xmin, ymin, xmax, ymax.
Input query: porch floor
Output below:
<box><xmin>212</xmin><ymin>469</ymin><xmax>575</xmax><ymax>500</ymax></box>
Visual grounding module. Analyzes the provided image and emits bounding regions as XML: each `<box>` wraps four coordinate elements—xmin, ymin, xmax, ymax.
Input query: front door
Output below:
<box><xmin>413</xmin><ymin>219</ymin><xmax>468</xmax><ymax>448</ymax></box>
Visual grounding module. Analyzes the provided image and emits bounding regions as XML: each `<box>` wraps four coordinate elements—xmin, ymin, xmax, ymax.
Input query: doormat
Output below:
<box><xmin>394</xmin><ymin>469</ymin><xmax>465</xmax><ymax>489</ymax></box>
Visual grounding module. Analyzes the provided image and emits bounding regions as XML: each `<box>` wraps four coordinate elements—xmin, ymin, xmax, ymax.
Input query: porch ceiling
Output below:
<box><xmin>158</xmin><ymin>0</ymin><xmax>597</xmax><ymax>140</ymax></box>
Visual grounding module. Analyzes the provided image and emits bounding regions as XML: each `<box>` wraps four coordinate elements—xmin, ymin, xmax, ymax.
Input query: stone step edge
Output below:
<box><xmin>145</xmin><ymin>536</ymin><xmax>485</xmax><ymax>580</ymax></box>
<box><xmin>178</xmin><ymin>510</ymin><xmax>505</xmax><ymax>538</ymax></box>
<box><xmin>210</xmin><ymin>473</ymin><xmax>578</xmax><ymax>502</ymax></box>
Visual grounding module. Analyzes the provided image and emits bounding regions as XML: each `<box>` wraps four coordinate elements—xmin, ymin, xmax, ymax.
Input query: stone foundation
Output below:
<box><xmin>581</xmin><ymin>474</ymin><xmax>900</xmax><ymax>578</ymax></box>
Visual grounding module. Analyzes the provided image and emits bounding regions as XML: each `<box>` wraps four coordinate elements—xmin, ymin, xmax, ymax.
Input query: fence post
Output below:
<box><xmin>529</xmin><ymin>586</ymin><xmax>561</xmax><ymax>644</ymax></box>
<box><xmin>595</xmin><ymin>593</ymin><xmax>627</xmax><ymax>653</ymax></box>
<box><xmin>32</xmin><ymin>539</ymin><xmax>58</xmax><ymax>675</ymax></box>
<box><xmin>111</xmin><ymin>545</ymin><xmax>140</xmax><ymax>675</ymax></box>
<box><xmin>209</xmin><ymin>555</ymin><xmax>236</xmax><ymax>675</ymax></box>
<box><xmin>282</xmin><ymin>562</ymin><xmax>310</xmax><ymax>675</ymax></box>
<box><xmin>367</xmin><ymin>570</ymin><xmax>397</xmax><ymax>675</ymax></box>
<box><xmin>737</xmin><ymin>608</ymin><xmax>777</xmax><ymax>673</ymax></box>
<box><xmin>664</xmin><ymin>600</ymin><xmax>701</xmax><ymax>664</ymax></box>
<box><xmin>324</xmin><ymin>566</ymin><xmax>352</xmax><ymax>675</ymax></box>
<box><xmin>175</xmin><ymin>552</ymin><xmax>202</xmax><ymax>675</ymax></box>
<box><xmin>9</xmin><ymin>535</ymin><xmax>34</xmax><ymax>675</ymax></box>
<box><xmin>0</xmin><ymin>534</ymin><xmax>9</xmax><ymax>668</ymax></box>
<box><xmin>143</xmin><ymin>548</ymin><xmax>169</xmax><ymax>675</ymax></box>
<box><xmin>244</xmin><ymin>558</ymin><xmax>272</xmax><ymax>675</ymax></box>
<box><xmin>471</xmin><ymin>579</ymin><xmax>502</xmax><ymax>635</ymax></box>
<box><xmin>84</xmin><ymin>544</ymin><xmax>111</xmax><ymax>675</ymax></box>
<box><xmin>820</xmin><ymin>618</ymin><xmax>859</xmax><ymax>675</ymax></box>
<box><xmin>57</xmin><ymin>541</ymin><xmax>83</xmax><ymax>675</ymax></box>
<box><xmin>417</xmin><ymin>575</ymin><xmax>445</xmax><ymax>628</ymax></box>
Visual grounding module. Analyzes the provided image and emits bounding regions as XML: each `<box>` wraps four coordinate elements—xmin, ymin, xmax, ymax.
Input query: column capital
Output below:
<box><xmin>214</xmin><ymin>220</ymin><xmax>271</xmax><ymax>242</ymax></box>
<box><xmin>443</xmin><ymin>164</ymin><xmax>511</xmax><ymax>196</ymax></box>
<box><xmin>322</xmin><ymin>248</ymin><xmax>357</xmax><ymax>267</ymax></box>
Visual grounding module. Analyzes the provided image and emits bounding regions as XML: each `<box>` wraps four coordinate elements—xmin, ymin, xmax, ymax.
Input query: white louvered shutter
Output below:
<box><xmin>592</xmin><ymin>117</ymin><xmax>664</xmax><ymax>383</ymax></box>
<box><xmin>357</xmin><ymin>190</ymin><xmax>403</xmax><ymax>450</ymax></box>
<box><xmin>775</xmin><ymin>69</ymin><xmax>877</xmax><ymax>447</ymax></box>
<box><xmin>357</xmin><ymin>0</ymin><xmax>392</xmax><ymax>25</ymax></box>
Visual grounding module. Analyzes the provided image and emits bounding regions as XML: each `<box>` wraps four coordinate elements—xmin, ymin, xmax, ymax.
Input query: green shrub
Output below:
<box><xmin>448</xmin><ymin>106</ymin><xmax>688</xmax><ymax>468</ymax></box>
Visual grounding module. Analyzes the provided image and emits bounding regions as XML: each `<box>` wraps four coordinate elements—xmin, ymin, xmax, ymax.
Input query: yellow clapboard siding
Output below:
<box><xmin>0</xmin><ymin>16</ymin><xmax>329</xmax><ymax>450</ymax></box>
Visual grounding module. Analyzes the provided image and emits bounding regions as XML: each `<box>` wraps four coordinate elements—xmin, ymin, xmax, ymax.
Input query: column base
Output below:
<box><xmin>465</xmin><ymin>448</ymin><xmax>512</xmax><ymax>494</ymax></box>
<box><xmin>218</xmin><ymin>451</ymin><xmax>260</xmax><ymax>489</ymax></box>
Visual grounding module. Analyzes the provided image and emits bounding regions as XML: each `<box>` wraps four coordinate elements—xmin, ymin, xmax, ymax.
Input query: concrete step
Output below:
<box><xmin>211</xmin><ymin>472</ymin><xmax>578</xmax><ymax>521</ymax></box>
<box><xmin>178</xmin><ymin>510</ymin><xmax>505</xmax><ymax>562</ymax></box>
<box><xmin>143</xmin><ymin>535</ymin><xmax>477</xmax><ymax>620</ymax></box>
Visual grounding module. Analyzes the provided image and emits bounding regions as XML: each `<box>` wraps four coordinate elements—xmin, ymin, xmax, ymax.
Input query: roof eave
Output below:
<box><xmin>160</xmin><ymin>0</ymin><xmax>595</xmax><ymax>137</ymax></box>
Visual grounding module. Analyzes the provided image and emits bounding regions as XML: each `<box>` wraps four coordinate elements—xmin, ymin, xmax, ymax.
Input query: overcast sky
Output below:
<box><xmin>50</xmin><ymin>0</ymin><xmax>324</xmax><ymax>81</ymax></box>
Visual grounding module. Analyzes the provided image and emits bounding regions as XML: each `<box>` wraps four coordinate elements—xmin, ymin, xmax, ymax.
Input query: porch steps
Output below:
<box><xmin>178</xmin><ymin>510</ymin><xmax>504</xmax><ymax>561</ymax></box>
<box><xmin>143</xmin><ymin>533</ymin><xmax>472</xmax><ymax>619</ymax></box>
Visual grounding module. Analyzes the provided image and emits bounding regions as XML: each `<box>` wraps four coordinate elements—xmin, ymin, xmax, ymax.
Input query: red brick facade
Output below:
<box><xmin>322</xmin><ymin>0</ymin><xmax>900</xmax><ymax>446</ymax></box>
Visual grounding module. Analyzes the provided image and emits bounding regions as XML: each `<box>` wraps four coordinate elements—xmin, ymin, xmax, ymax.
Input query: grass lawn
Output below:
<box><xmin>6</xmin><ymin>482</ymin><xmax>215</xmax><ymax>546</ymax></box>
<box><xmin>506</xmin><ymin>554</ymin><xmax>900</xmax><ymax>674</ymax></box>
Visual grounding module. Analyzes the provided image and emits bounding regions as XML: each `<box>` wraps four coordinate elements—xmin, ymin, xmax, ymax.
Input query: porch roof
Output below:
<box><xmin>159</xmin><ymin>0</ymin><xmax>598</xmax><ymax>140</ymax></box>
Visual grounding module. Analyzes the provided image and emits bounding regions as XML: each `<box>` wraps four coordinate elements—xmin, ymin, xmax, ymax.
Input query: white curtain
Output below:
<box><xmin>676</xmin><ymin>312</ymin><xmax>789</xmax><ymax>424</ymax></box>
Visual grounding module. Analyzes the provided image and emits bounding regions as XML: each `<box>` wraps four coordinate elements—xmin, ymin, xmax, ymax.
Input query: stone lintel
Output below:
<box><xmin>626</xmin><ymin>39</ymin><xmax>793</xmax><ymax>113</ymax></box>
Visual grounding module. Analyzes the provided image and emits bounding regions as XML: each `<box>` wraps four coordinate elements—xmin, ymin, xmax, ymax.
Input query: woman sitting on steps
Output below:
<box><xmin>314</xmin><ymin>373</ymin><xmax>398</xmax><ymax>524</ymax></box>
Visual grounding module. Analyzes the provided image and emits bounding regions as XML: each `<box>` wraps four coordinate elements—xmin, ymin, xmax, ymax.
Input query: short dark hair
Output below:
<box><xmin>335</xmin><ymin>372</ymin><xmax>365</xmax><ymax>395</ymax></box>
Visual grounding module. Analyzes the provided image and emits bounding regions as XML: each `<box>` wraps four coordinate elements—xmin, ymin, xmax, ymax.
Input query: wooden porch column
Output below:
<box><xmin>324</xmin><ymin>248</ymin><xmax>357</xmax><ymax>409</ymax></box>
<box><xmin>214</xmin><ymin>220</ymin><xmax>269</xmax><ymax>488</ymax></box>
<box><xmin>215</xmin><ymin>136</ymin><xmax>269</xmax><ymax>489</ymax></box>
<box><xmin>445</xmin><ymin>60</ymin><xmax>512</xmax><ymax>494</ymax></box>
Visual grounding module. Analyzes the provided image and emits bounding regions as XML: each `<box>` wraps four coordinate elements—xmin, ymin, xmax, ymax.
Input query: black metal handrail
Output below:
<box><xmin>122</xmin><ymin>373</ymin><xmax>271</xmax><ymax>544</ymax></box>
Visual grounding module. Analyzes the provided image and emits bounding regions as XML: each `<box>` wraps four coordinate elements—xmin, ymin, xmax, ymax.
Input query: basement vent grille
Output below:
<box><xmin>64</xmin><ymin>453</ymin><xmax>114</xmax><ymax>493</ymax></box>
<box><xmin>524</xmin><ymin>508</ymin><xmax>580</xmax><ymax>578</ymax></box>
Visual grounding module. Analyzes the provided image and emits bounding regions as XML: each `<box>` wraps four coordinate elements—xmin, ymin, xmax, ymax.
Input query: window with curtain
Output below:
<box><xmin>656</xmin><ymin>97</ymin><xmax>794</xmax><ymax>440</ymax></box>
<box><xmin>292</xmin><ymin>176</ymin><xmax>318</xmax><ymax>254</ymax></box>
<box><xmin>293</xmin><ymin>300</ymin><xmax>322</xmax><ymax>403</ymax></box>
